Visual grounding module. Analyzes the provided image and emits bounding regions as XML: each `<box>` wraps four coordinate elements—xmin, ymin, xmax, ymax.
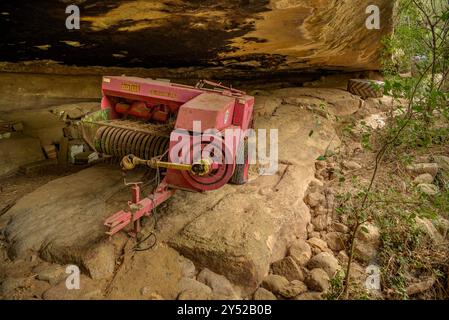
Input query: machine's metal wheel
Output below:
<box><xmin>229</xmin><ymin>138</ymin><xmax>249</xmax><ymax>185</ymax></box>
<box><xmin>180</xmin><ymin>135</ymin><xmax>235</xmax><ymax>191</ymax></box>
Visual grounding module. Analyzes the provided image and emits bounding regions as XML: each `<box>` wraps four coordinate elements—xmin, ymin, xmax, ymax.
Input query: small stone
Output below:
<box><xmin>288</xmin><ymin>239</ymin><xmax>312</xmax><ymax>266</ymax></box>
<box><xmin>342</xmin><ymin>160</ymin><xmax>362</xmax><ymax>170</ymax></box>
<box><xmin>253</xmin><ymin>287</ymin><xmax>277</xmax><ymax>300</ymax></box>
<box><xmin>356</xmin><ymin>223</ymin><xmax>380</xmax><ymax>245</ymax></box>
<box><xmin>32</xmin><ymin>263</ymin><xmax>66</xmax><ymax>285</ymax></box>
<box><xmin>178</xmin><ymin>289</ymin><xmax>211</xmax><ymax>300</ymax></box>
<box><xmin>147</xmin><ymin>293</ymin><xmax>164</xmax><ymax>300</ymax></box>
<box><xmin>140</xmin><ymin>286</ymin><xmax>164</xmax><ymax>299</ymax></box>
<box><xmin>305</xmin><ymin>192</ymin><xmax>325</xmax><ymax>208</ymax></box>
<box><xmin>177</xmin><ymin>255</ymin><xmax>196</xmax><ymax>278</ymax></box>
<box><xmin>307</xmin><ymin>223</ymin><xmax>314</xmax><ymax>233</ymax></box>
<box><xmin>271</xmin><ymin>256</ymin><xmax>304</xmax><ymax>281</ymax></box>
<box><xmin>332</xmin><ymin>222</ymin><xmax>349</xmax><ymax>233</ymax></box>
<box><xmin>279</xmin><ymin>280</ymin><xmax>308</xmax><ymax>299</ymax></box>
<box><xmin>261</xmin><ymin>275</ymin><xmax>289</xmax><ymax>295</ymax></box>
<box><xmin>337</xmin><ymin>250</ymin><xmax>349</xmax><ymax>263</ymax></box>
<box><xmin>348</xmin><ymin>262</ymin><xmax>367</xmax><ymax>282</ymax></box>
<box><xmin>413</xmin><ymin>173</ymin><xmax>434</xmax><ymax>184</ymax></box>
<box><xmin>307</xmin><ymin>252</ymin><xmax>340</xmax><ymax>278</ymax></box>
<box><xmin>295</xmin><ymin>291</ymin><xmax>323</xmax><ymax>300</ymax></box>
<box><xmin>436</xmin><ymin>217</ymin><xmax>449</xmax><ymax>237</ymax></box>
<box><xmin>177</xmin><ymin>278</ymin><xmax>212</xmax><ymax>300</ymax></box>
<box><xmin>140</xmin><ymin>286</ymin><xmax>153</xmax><ymax>296</ymax></box>
<box><xmin>416</xmin><ymin>218</ymin><xmax>443</xmax><ymax>243</ymax></box>
<box><xmin>398</xmin><ymin>180</ymin><xmax>407</xmax><ymax>193</ymax></box>
<box><xmin>305</xmin><ymin>268</ymin><xmax>330</xmax><ymax>292</ymax></box>
<box><xmin>0</xmin><ymin>277</ymin><xmax>27</xmax><ymax>295</ymax></box>
<box><xmin>354</xmin><ymin>242</ymin><xmax>377</xmax><ymax>262</ymax></box>
<box><xmin>308</xmin><ymin>232</ymin><xmax>321</xmax><ymax>240</ymax></box>
<box><xmin>82</xmin><ymin>242</ymin><xmax>116</xmax><ymax>280</ymax></box>
<box><xmin>309</xmin><ymin>179</ymin><xmax>324</xmax><ymax>188</ymax></box>
<box><xmin>178</xmin><ymin>277</ymin><xmax>212</xmax><ymax>299</ymax></box>
<box><xmin>407</xmin><ymin>163</ymin><xmax>439</xmax><ymax>177</ymax></box>
<box><xmin>415</xmin><ymin>155</ymin><xmax>431</xmax><ymax>163</ymax></box>
<box><xmin>307</xmin><ymin>237</ymin><xmax>328</xmax><ymax>253</ymax></box>
<box><xmin>406</xmin><ymin>277</ymin><xmax>436</xmax><ymax>296</ymax></box>
<box><xmin>311</xmin><ymin>215</ymin><xmax>328</xmax><ymax>231</ymax></box>
<box><xmin>313</xmin><ymin>205</ymin><xmax>327</xmax><ymax>216</ymax></box>
<box><xmin>42</xmin><ymin>275</ymin><xmax>103</xmax><ymax>300</ymax></box>
<box><xmin>432</xmin><ymin>155</ymin><xmax>449</xmax><ymax>171</ymax></box>
<box><xmin>417</xmin><ymin>183</ymin><xmax>439</xmax><ymax>195</ymax></box>
<box><xmin>324</xmin><ymin>232</ymin><xmax>346</xmax><ymax>251</ymax></box>
<box><xmin>197</xmin><ymin>268</ymin><xmax>237</xmax><ymax>298</ymax></box>
<box><xmin>315</xmin><ymin>161</ymin><xmax>326</xmax><ymax>170</ymax></box>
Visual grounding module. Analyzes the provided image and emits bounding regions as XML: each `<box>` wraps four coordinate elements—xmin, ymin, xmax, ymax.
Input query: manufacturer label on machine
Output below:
<box><xmin>121</xmin><ymin>82</ymin><xmax>140</xmax><ymax>93</ymax></box>
<box><xmin>149</xmin><ymin>89</ymin><xmax>177</xmax><ymax>99</ymax></box>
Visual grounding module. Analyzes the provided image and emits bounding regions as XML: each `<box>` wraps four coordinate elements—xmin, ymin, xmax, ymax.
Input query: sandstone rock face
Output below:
<box><xmin>2</xmin><ymin>1</ymin><xmax>394</xmax><ymax>73</ymax></box>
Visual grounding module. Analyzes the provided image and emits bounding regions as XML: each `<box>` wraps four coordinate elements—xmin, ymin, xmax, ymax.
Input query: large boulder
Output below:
<box><xmin>3</xmin><ymin>165</ymin><xmax>124</xmax><ymax>261</ymax></box>
<box><xmin>169</xmin><ymin>105</ymin><xmax>339</xmax><ymax>287</ymax></box>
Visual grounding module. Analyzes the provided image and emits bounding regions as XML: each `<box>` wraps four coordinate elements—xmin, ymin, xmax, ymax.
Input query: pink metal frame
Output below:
<box><xmin>102</xmin><ymin>77</ymin><xmax>254</xmax><ymax>236</ymax></box>
<box><xmin>104</xmin><ymin>179</ymin><xmax>175</xmax><ymax>236</ymax></box>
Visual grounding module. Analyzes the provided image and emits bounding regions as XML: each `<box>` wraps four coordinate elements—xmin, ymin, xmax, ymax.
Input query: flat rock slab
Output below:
<box><xmin>0</xmin><ymin>136</ymin><xmax>45</xmax><ymax>177</ymax></box>
<box><xmin>3</xmin><ymin>165</ymin><xmax>123</xmax><ymax>261</ymax></box>
<box><xmin>272</xmin><ymin>88</ymin><xmax>363</xmax><ymax>117</ymax></box>
<box><xmin>168</xmin><ymin>104</ymin><xmax>340</xmax><ymax>288</ymax></box>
